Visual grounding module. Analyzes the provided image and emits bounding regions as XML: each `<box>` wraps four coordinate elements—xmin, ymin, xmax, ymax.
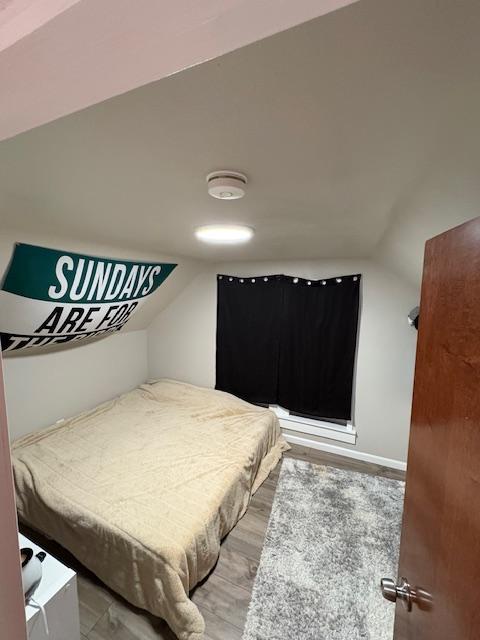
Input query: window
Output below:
<box><xmin>215</xmin><ymin>273</ymin><xmax>361</xmax><ymax>422</ymax></box>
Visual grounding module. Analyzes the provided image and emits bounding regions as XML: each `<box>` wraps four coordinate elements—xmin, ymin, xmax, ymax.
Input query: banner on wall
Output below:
<box><xmin>0</xmin><ymin>244</ymin><xmax>177</xmax><ymax>353</ymax></box>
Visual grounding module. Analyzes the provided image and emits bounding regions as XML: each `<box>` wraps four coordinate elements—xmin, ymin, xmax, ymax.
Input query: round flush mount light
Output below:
<box><xmin>206</xmin><ymin>171</ymin><xmax>247</xmax><ymax>200</ymax></box>
<box><xmin>195</xmin><ymin>224</ymin><xmax>254</xmax><ymax>245</ymax></box>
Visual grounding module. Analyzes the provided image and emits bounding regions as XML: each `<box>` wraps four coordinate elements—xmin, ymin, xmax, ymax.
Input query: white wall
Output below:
<box><xmin>0</xmin><ymin>226</ymin><xmax>200</xmax><ymax>439</ymax></box>
<box><xmin>4</xmin><ymin>330</ymin><xmax>148</xmax><ymax>440</ymax></box>
<box><xmin>0</xmin><ymin>352</ymin><xmax>27</xmax><ymax>639</ymax></box>
<box><xmin>0</xmin><ymin>220</ymin><xmax>419</xmax><ymax>462</ymax></box>
<box><xmin>148</xmin><ymin>259</ymin><xmax>418</xmax><ymax>463</ymax></box>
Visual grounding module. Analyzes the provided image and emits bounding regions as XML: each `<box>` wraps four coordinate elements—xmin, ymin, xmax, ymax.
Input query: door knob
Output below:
<box><xmin>381</xmin><ymin>577</ymin><xmax>413</xmax><ymax>611</ymax></box>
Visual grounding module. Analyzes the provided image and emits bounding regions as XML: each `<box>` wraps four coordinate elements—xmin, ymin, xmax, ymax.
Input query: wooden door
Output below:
<box><xmin>392</xmin><ymin>217</ymin><xmax>480</xmax><ymax>638</ymax></box>
<box><xmin>0</xmin><ymin>352</ymin><xmax>27</xmax><ymax>638</ymax></box>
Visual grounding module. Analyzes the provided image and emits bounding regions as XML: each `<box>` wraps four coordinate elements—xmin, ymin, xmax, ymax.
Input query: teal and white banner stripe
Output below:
<box><xmin>0</xmin><ymin>244</ymin><xmax>176</xmax><ymax>352</ymax></box>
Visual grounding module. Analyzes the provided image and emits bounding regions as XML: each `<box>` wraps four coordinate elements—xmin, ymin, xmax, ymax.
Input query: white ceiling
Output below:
<box><xmin>0</xmin><ymin>0</ymin><xmax>357</xmax><ymax>139</ymax></box>
<box><xmin>0</xmin><ymin>0</ymin><xmax>81</xmax><ymax>52</ymax></box>
<box><xmin>1</xmin><ymin>0</ymin><xmax>479</xmax><ymax>266</ymax></box>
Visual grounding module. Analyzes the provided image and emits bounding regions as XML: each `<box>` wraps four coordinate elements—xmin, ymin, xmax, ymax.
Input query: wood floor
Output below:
<box><xmin>22</xmin><ymin>444</ymin><xmax>405</xmax><ymax>640</ymax></box>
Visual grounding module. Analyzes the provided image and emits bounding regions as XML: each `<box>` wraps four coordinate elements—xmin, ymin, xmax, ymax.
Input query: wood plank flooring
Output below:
<box><xmin>22</xmin><ymin>444</ymin><xmax>405</xmax><ymax>640</ymax></box>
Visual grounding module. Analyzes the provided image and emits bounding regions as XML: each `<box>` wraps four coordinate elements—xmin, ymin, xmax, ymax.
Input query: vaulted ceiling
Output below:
<box><xmin>1</xmin><ymin>0</ymin><xmax>479</xmax><ymax>288</ymax></box>
<box><xmin>0</xmin><ymin>0</ymin><xmax>358</xmax><ymax>139</ymax></box>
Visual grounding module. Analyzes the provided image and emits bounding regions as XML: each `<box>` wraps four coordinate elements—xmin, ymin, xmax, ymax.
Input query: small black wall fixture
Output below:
<box><xmin>408</xmin><ymin>306</ymin><xmax>420</xmax><ymax>330</ymax></box>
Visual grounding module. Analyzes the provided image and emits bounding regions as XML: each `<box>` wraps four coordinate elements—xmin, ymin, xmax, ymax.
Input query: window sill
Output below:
<box><xmin>269</xmin><ymin>405</ymin><xmax>357</xmax><ymax>445</ymax></box>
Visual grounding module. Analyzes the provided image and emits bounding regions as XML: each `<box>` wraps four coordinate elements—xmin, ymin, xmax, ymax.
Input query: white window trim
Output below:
<box><xmin>269</xmin><ymin>404</ymin><xmax>357</xmax><ymax>445</ymax></box>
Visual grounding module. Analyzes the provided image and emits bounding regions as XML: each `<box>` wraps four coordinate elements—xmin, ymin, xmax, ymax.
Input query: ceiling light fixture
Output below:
<box><xmin>206</xmin><ymin>171</ymin><xmax>247</xmax><ymax>200</ymax></box>
<box><xmin>195</xmin><ymin>224</ymin><xmax>254</xmax><ymax>245</ymax></box>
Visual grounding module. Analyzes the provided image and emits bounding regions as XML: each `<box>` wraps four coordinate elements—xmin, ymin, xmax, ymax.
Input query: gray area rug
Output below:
<box><xmin>243</xmin><ymin>458</ymin><xmax>404</xmax><ymax>640</ymax></box>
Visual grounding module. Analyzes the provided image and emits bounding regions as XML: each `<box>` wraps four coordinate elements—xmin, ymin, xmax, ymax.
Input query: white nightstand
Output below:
<box><xmin>19</xmin><ymin>533</ymin><xmax>81</xmax><ymax>640</ymax></box>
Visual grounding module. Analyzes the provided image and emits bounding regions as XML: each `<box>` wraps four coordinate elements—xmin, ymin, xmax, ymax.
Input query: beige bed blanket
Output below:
<box><xmin>12</xmin><ymin>379</ymin><xmax>288</xmax><ymax>639</ymax></box>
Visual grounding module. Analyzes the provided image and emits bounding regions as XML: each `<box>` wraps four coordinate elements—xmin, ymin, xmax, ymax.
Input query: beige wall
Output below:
<box><xmin>148</xmin><ymin>259</ymin><xmax>418</xmax><ymax>463</ymax></box>
<box><xmin>4</xmin><ymin>330</ymin><xmax>148</xmax><ymax>440</ymax></box>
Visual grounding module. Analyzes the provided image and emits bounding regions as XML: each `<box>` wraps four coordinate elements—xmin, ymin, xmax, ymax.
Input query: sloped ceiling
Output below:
<box><xmin>0</xmin><ymin>0</ymin><xmax>359</xmax><ymax>140</ymax></box>
<box><xmin>375</xmin><ymin>126</ymin><xmax>480</xmax><ymax>287</ymax></box>
<box><xmin>1</xmin><ymin>0</ymin><xmax>480</xmax><ymax>300</ymax></box>
<box><xmin>0</xmin><ymin>0</ymin><xmax>82</xmax><ymax>52</ymax></box>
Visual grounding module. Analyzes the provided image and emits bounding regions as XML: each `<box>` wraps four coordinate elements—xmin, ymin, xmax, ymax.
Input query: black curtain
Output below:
<box><xmin>278</xmin><ymin>276</ymin><xmax>360</xmax><ymax>420</ymax></box>
<box><xmin>215</xmin><ymin>275</ymin><xmax>284</xmax><ymax>405</ymax></box>
<box><xmin>215</xmin><ymin>273</ymin><xmax>360</xmax><ymax>421</ymax></box>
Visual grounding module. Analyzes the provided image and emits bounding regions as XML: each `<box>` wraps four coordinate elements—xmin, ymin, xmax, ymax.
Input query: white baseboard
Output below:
<box><xmin>283</xmin><ymin>432</ymin><xmax>407</xmax><ymax>471</ymax></box>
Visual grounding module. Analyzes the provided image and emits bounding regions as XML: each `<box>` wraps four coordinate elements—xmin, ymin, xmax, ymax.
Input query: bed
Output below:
<box><xmin>12</xmin><ymin>379</ymin><xmax>288</xmax><ymax>639</ymax></box>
